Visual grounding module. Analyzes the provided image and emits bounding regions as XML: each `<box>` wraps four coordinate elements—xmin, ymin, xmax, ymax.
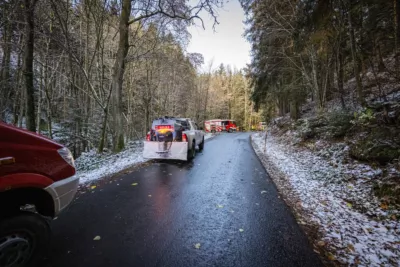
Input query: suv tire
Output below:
<box><xmin>188</xmin><ymin>141</ymin><xmax>196</xmax><ymax>160</ymax></box>
<box><xmin>199</xmin><ymin>138</ymin><xmax>204</xmax><ymax>151</ymax></box>
<box><xmin>0</xmin><ymin>212</ymin><xmax>50</xmax><ymax>267</ymax></box>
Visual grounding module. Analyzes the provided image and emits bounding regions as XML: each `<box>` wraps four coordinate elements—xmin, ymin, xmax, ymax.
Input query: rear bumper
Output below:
<box><xmin>45</xmin><ymin>175</ymin><xmax>79</xmax><ymax>216</ymax></box>
<box><xmin>143</xmin><ymin>141</ymin><xmax>188</xmax><ymax>161</ymax></box>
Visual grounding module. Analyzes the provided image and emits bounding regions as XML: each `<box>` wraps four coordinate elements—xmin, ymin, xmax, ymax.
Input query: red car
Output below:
<box><xmin>0</xmin><ymin>122</ymin><xmax>79</xmax><ymax>266</ymax></box>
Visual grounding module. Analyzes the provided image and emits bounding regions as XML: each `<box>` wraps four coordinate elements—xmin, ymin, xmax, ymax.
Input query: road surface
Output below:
<box><xmin>40</xmin><ymin>132</ymin><xmax>323</xmax><ymax>267</ymax></box>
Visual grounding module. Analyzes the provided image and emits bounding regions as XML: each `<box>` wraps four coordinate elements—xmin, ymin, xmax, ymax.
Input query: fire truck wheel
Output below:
<box><xmin>199</xmin><ymin>138</ymin><xmax>204</xmax><ymax>151</ymax></box>
<box><xmin>228</xmin><ymin>128</ymin><xmax>233</xmax><ymax>133</ymax></box>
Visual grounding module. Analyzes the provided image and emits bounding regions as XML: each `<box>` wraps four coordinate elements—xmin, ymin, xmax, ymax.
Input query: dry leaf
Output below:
<box><xmin>317</xmin><ymin>241</ymin><xmax>325</xmax><ymax>247</ymax></box>
<box><xmin>217</xmin><ymin>204</ymin><xmax>224</xmax><ymax>208</ymax></box>
<box><xmin>239</xmin><ymin>229</ymin><xmax>244</xmax><ymax>232</ymax></box>
<box><xmin>131</xmin><ymin>183</ymin><xmax>138</xmax><ymax>186</ymax></box>
<box><xmin>347</xmin><ymin>243</ymin><xmax>355</xmax><ymax>252</ymax></box>
<box><xmin>261</xmin><ymin>191</ymin><xmax>267</xmax><ymax>194</ymax></box>
<box><xmin>148</xmin><ymin>195</ymin><xmax>152</xmax><ymax>197</ymax></box>
<box><xmin>90</xmin><ymin>185</ymin><xmax>96</xmax><ymax>190</ymax></box>
<box><xmin>93</xmin><ymin>236</ymin><xmax>101</xmax><ymax>241</ymax></box>
<box><xmin>380</xmin><ymin>203</ymin><xmax>388</xmax><ymax>210</ymax></box>
<box><xmin>346</xmin><ymin>202</ymin><xmax>352</xmax><ymax>208</ymax></box>
<box><xmin>194</xmin><ymin>243</ymin><xmax>201</xmax><ymax>249</ymax></box>
<box><xmin>327</xmin><ymin>252</ymin><xmax>335</xmax><ymax>261</ymax></box>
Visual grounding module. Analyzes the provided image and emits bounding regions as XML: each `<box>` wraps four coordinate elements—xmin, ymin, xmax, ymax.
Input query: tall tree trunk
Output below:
<box><xmin>347</xmin><ymin>0</ymin><xmax>365</xmax><ymax>106</ymax></box>
<box><xmin>37</xmin><ymin>64</ymin><xmax>42</xmax><ymax>133</ymax></box>
<box><xmin>337</xmin><ymin>47</ymin><xmax>346</xmax><ymax>109</ymax></box>
<box><xmin>98</xmin><ymin>107</ymin><xmax>109</xmax><ymax>153</ymax></box>
<box><xmin>1</xmin><ymin>19</ymin><xmax>12</xmax><ymax>119</ymax></box>
<box><xmin>111</xmin><ymin>0</ymin><xmax>131</xmax><ymax>152</ymax></box>
<box><xmin>395</xmin><ymin>0</ymin><xmax>400</xmax><ymax>77</ymax></box>
<box><xmin>23</xmin><ymin>0</ymin><xmax>37</xmax><ymax>131</ymax></box>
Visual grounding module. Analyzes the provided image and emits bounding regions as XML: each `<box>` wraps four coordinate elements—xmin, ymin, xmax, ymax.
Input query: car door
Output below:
<box><xmin>189</xmin><ymin>121</ymin><xmax>200</xmax><ymax>143</ymax></box>
<box><xmin>194</xmin><ymin>122</ymin><xmax>203</xmax><ymax>141</ymax></box>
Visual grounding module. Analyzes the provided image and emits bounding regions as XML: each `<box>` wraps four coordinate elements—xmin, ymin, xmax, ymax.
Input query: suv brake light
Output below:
<box><xmin>57</xmin><ymin>147</ymin><xmax>75</xmax><ymax>168</ymax></box>
<box><xmin>155</xmin><ymin>125</ymin><xmax>172</xmax><ymax>130</ymax></box>
<box><xmin>182</xmin><ymin>133</ymin><xmax>188</xmax><ymax>142</ymax></box>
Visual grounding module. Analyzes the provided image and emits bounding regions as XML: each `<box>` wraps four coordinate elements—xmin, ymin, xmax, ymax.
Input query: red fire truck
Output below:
<box><xmin>204</xmin><ymin>119</ymin><xmax>237</xmax><ymax>133</ymax></box>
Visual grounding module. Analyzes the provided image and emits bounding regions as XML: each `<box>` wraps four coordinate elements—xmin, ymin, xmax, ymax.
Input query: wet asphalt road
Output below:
<box><xmin>40</xmin><ymin>132</ymin><xmax>323</xmax><ymax>267</ymax></box>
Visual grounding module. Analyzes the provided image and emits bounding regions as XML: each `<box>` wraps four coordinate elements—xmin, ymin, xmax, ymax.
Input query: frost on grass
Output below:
<box><xmin>75</xmin><ymin>133</ymin><xmax>214</xmax><ymax>184</ymax></box>
<box><xmin>252</xmin><ymin>132</ymin><xmax>400</xmax><ymax>266</ymax></box>
<box><xmin>75</xmin><ymin>141</ymin><xmax>146</xmax><ymax>184</ymax></box>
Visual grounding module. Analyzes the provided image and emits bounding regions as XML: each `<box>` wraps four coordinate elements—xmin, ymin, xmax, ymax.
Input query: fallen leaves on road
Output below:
<box><xmin>93</xmin><ymin>236</ymin><xmax>101</xmax><ymax>241</ymax></box>
<box><xmin>131</xmin><ymin>183</ymin><xmax>138</xmax><ymax>186</ymax></box>
<box><xmin>239</xmin><ymin>229</ymin><xmax>244</xmax><ymax>232</ymax></box>
<box><xmin>194</xmin><ymin>243</ymin><xmax>201</xmax><ymax>249</ymax></box>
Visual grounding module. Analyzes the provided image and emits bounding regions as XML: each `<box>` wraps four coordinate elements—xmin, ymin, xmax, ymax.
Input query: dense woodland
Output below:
<box><xmin>241</xmin><ymin>0</ymin><xmax>400</xmax><ymax>120</ymax></box>
<box><xmin>0</xmin><ymin>0</ymin><xmax>259</xmax><ymax>157</ymax></box>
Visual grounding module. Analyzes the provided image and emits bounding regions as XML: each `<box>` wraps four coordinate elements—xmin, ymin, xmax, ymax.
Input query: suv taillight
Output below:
<box><xmin>182</xmin><ymin>133</ymin><xmax>188</xmax><ymax>142</ymax></box>
<box><xmin>146</xmin><ymin>133</ymin><xmax>150</xmax><ymax>141</ymax></box>
<box><xmin>155</xmin><ymin>125</ymin><xmax>172</xmax><ymax>130</ymax></box>
<box><xmin>57</xmin><ymin>147</ymin><xmax>75</xmax><ymax>168</ymax></box>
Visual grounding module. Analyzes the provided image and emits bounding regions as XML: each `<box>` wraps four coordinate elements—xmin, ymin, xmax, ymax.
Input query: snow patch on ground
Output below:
<box><xmin>252</xmin><ymin>132</ymin><xmax>400</xmax><ymax>266</ymax></box>
<box><xmin>75</xmin><ymin>133</ymin><xmax>216</xmax><ymax>184</ymax></box>
<box><xmin>204</xmin><ymin>133</ymin><xmax>214</xmax><ymax>140</ymax></box>
<box><xmin>75</xmin><ymin>141</ymin><xmax>146</xmax><ymax>184</ymax></box>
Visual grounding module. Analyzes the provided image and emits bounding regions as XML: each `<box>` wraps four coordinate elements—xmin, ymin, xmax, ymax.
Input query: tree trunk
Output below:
<box><xmin>395</xmin><ymin>0</ymin><xmax>400</xmax><ymax>77</ymax></box>
<box><xmin>290</xmin><ymin>101</ymin><xmax>298</xmax><ymax>120</ymax></box>
<box><xmin>22</xmin><ymin>0</ymin><xmax>37</xmax><ymax>132</ymax></box>
<box><xmin>347</xmin><ymin>0</ymin><xmax>365</xmax><ymax>106</ymax></box>
<box><xmin>1</xmin><ymin>19</ymin><xmax>12</xmax><ymax>119</ymax></box>
<box><xmin>98</xmin><ymin>108</ymin><xmax>108</xmax><ymax>153</ymax></box>
<box><xmin>111</xmin><ymin>0</ymin><xmax>131</xmax><ymax>152</ymax></box>
<box><xmin>337</xmin><ymin>48</ymin><xmax>346</xmax><ymax>109</ymax></box>
<box><xmin>36</xmin><ymin>65</ymin><xmax>42</xmax><ymax>133</ymax></box>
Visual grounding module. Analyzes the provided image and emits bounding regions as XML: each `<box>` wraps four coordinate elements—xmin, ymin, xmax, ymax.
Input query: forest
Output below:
<box><xmin>0</xmin><ymin>0</ymin><xmax>258</xmax><ymax>157</ymax></box>
<box><xmin>242</xmin><ymin>0</ymin><xmax>400</xmax><ymax>204</ymax></box>
<box><xmin>241</xmin><ymin>0</ymin><xmax>400</xmax><ymax>118</ymax></box>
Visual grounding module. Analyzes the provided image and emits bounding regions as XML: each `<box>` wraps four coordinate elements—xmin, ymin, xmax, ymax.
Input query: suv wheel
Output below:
<box><xmin>188</xmin><ymin>141</ymin><xmax>196</xmax><ymax>160</ymax></box>
<box><xmin>199</xmin><ymin>138</ymin><xmax>204</xmax><ymax>151</ymax></box>
<box><xmin>0</xmin><ymin>212</ymin><xmax>50</xmax><ymax>267</ymax></box>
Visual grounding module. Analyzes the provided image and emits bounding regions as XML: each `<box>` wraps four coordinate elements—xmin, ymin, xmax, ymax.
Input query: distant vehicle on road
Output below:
<box><xmin>258</xmin><ymin>122</ymin><xmax>267</xmax><ymax>131</ymax></box>
<box><xmin>205</xmin><ymin>119</ymin><xmax>237</xmax><ymax>133</ymax></box>
<box><xmin>0</xmin><ymin>122</ymin><xmax>79</xmax><ymax>266</ymax></box>
<box><xmin>144</xmin><ymin>117</ymin><xmax>205</xmax><ymax>161</ymax></box>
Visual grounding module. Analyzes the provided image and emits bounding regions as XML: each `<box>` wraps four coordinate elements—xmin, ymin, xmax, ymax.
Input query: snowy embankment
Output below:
<box><xmin>75</xmin><ymin>141</ymin><xmax>146</xmax><ymax>184</ymax></box>
<box><xmin>251</xmin><ymin>132</ymin><xmax>400</xmax><ymax>266</ymax></box>
<box><xmin>75</xmin><ymin>133</ymin><xmax>215</xmax><ymax>184</ymax></box>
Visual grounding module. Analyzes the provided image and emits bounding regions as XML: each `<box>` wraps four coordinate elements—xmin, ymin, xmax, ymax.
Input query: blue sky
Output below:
<box><xmin>187</xmin><ymin>0</ymin><xmax>251</xmax><ymax>71</ymax></box>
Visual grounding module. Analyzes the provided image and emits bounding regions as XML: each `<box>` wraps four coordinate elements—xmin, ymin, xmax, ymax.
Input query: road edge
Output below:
<box><xmin>249</xmin><ymin>134</ymin><xmax>333</xmax><ymax>267</ymax></box>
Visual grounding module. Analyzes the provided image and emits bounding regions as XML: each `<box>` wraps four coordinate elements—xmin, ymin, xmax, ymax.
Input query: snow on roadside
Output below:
<box><xmin>204</xmin><ymin>132</ymin><xmax>215</xmax><ymax>140</ymax></box>
<box><xmin>75</xmin><ymin>134</ymin><xmax>215</xmax><ymax>184</ymax></box>
<box><xmin>75</xmin><ymin>141</ymin><xmax>146</xmax><ymax>184</ymax></box>
<box><xmin>251</xmin><ymin>132</ymin><xmax>400</xmax><ymax>266</ymax></box>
